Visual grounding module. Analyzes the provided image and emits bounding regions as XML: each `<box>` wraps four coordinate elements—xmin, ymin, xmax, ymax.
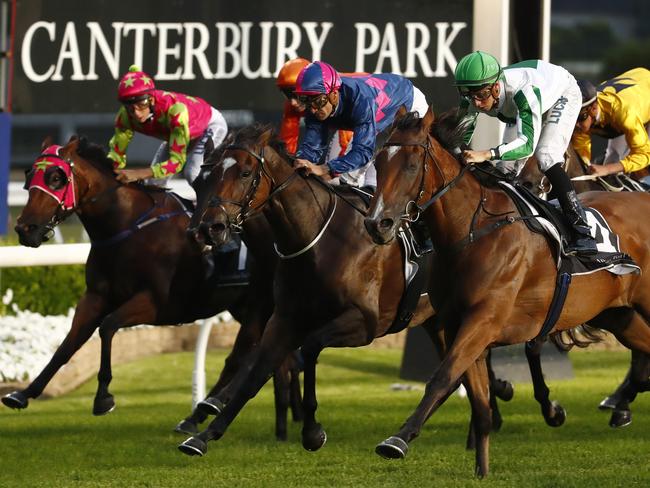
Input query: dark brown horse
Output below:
<box><xmin>5</xmin><ymin>137</ymin><xmax>300</xmax><ymax>440</ymax></box>
<box><xmin>364</xmin><ymin>107</ymin><xmax>650</xmax><ymax>476</ymax></box>
<box><xmin>178</xmin><ymin>125</ymin><xmax>574</xmax><ymax>458</ymax></box>
<box><xmin>519</xmin><ymin>146</ymin><xmax>650</xmax><ymax>427</ymax></box>
<box><xmin>176</xmin><ymin>124</ymin><xmax>455</xmax><ymax>457</ymax></box>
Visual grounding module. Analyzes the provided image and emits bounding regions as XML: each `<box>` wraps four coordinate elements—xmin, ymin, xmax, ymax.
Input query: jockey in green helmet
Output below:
<box><xmin>453</xmin><ymin>51</ymin><xmax>598</xmax><ymax>255</ymax></box>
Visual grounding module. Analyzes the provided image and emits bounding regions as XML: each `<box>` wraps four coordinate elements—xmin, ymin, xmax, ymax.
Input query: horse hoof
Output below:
<box><xmin>178</xmin><ymin>436</ymin><xmax>207</xmax><ymax>456</ymax></box>
<box><xmin>2</xmin><ymin>391</ymin><xmax>29</xmax><ymax>410</ymax></box>
<box><xmin>93</xmin><ymin>395</ymin><xmax>115</xmax><ymax>416</ymax></box>
<box><xmin>609</xmin><ymin>409</ymin><xmax>631</xmax><ymax>428</ymax></box>
<box><xmin>196</xmin><ymin>397</ymin><xmax>225</xmax><ymax>416</ymax></box>
<box><xmin>174</xmin><ymin>419</ymin><xmax>199</xmax><ymax>435</ymax></box>
<box><xmin>598</xmin><ymin>395</ymin><xmax>619</xmax><ymax>411</ymax></box>
<box><xmin>375</xmin><ymin>436</ymin><xmax>409</xmax><ymax>459</ymax></box>
<box><xmin>494</xmin><ymin>381</ymin><xmax>514</xmax><ymax>402</ymax></box>
<box><xmin>545</xmin><ymin>401</ymin><xmax>566</xmax><ymax>428</ymax></box>
<box><xmin>302</xmin><ymin>424</ymin><xmax>327</xmax><ymax>451</ymax></box>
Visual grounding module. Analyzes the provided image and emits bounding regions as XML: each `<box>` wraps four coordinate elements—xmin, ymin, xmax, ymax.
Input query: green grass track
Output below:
<box><xmin>1</xmin><ymin>348</ymin><xmax>648</xmax><ymax>487</ymax></box>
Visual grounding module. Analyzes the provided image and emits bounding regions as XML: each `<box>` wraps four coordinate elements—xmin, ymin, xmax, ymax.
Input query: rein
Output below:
<box><xmin>30</xmin><ymin>149</ymin><xmax>188</xmax><ymax>246</ymax></box>
<box><xmin>208</xmin><ymin>143</ymin><xmax>340</xmax><ymax>259</ymax></box>
<box><xmin>384</xmin><ymin>137</ymin><xmax>534</xmax><ymax>251</ymax></box>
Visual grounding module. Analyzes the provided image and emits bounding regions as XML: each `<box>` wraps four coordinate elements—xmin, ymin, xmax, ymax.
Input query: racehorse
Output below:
<box><xmin>364</xmin><ymin>107</ymin><xmax>650</xmax><ymax>477</ymax></box>
<box><xmin>177</xmin><ymin>124</ymin><xmax>563</xmax><ymax>458</ymax></box>
<box><xmin>519</xmin><ymin>146</ymin><xmax>650</xmax><ymax>427</ymax></box>
<box><xmin>5</xmin><ymin>136</ymin><xmax>301</xmax><ymax>440</ymax></box>
<box><xmin>175</xmin><ymin>124</ymin><xmax>464</xmax><ymax>457</ymax></box>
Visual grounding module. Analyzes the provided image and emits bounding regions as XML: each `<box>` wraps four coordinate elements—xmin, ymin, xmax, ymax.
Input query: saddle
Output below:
<box><xmin>500</xmin><ymin>181</ymin><xmax>639</xmax><ymax>276</ymax></box>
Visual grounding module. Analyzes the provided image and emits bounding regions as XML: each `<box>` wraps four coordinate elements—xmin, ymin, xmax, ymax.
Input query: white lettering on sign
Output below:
<box><xmin>20</xmin><ymin>20</ymin><xmax>467</xmax><ymax>82</ymax></box>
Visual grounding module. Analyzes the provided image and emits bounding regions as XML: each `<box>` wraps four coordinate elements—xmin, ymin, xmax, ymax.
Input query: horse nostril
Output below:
<box><xmin>379</xmin><ymin>218</ymin><xmax>394</xmax><ymax>230</ymax></box>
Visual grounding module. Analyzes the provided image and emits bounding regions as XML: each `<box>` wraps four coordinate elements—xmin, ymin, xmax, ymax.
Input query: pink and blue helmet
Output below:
<box><xmin>295</xmin><ymin>61</ymin><xmax>342</xmax><ymax>96</ymax></box>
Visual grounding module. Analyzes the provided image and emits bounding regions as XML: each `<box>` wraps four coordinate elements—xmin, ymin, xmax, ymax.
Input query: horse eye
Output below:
<box><xmin>241</xmin><ymin>170</ymin><xmax>252</xmax><ymax>178</ymax></box>
<box><xmin>45</xmin><ymin>168</ymin><xmax>66</xmax><ymax>190</ymax></box>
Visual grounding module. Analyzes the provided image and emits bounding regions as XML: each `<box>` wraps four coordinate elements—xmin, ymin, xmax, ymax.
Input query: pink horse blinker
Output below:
<box><xmin>27</xmin><ymin>145</ymin><xmax>76</xmax><ymax>210</ymax></box>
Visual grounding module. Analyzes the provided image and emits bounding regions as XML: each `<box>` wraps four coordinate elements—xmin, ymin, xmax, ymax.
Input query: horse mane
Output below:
<box><xmin>76</xmin><ymin>138</ymin><xmax>116</xmax><ymax>176</ymax></box>
<box><xmin>229</xmin><ymin>123</ymin><xmax>291</xmax><ymax>161</ymax></box>
<box><xmin>75</xmin><ymin>137</ymin><xmax>167</xmax><ymax>192</ymax></box>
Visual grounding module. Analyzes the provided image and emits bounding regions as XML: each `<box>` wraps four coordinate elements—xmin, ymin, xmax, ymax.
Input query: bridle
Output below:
<box><xmin>383</xmin><ymin>135</ymin><xmax>472</xmax><ymax>223</ymax></box>
<box><xmin>203</xmin><ymin>143</ymin><xmax>338</xmax><ymax>259</ymax></box>
<box><xmin>205</xmin><ymin>144</ymin><xmax>299</xmax><ymax>233</ymax></box>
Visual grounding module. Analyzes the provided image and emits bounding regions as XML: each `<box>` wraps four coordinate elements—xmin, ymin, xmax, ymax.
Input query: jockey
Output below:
<box><xmin>292</xmin><ymin>61</ymin><xmax>429</xmax><ymax>189</ymax></box>
<box><xmin>455</xmin><ymin>51</ymin><xmax>598</xmax><ymax>255</ymax></box>
<box><xmin>572</xmin><ymin>68</ymin><xmax>650</xmax><ymax>184</ymax></box>
<box><xmin>277</xmin><ymin>58</ymin><xmax>353</xmax><ymax>159</ymax></box>
<box><xmin>108</xmin><ymin>65</ymin><xmax>228</xmax><ymax>188</ymax></box>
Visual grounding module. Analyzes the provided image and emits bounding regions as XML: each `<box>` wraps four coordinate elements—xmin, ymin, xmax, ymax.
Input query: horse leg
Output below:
<box><xmin>289</xmin><ymin>350</ymin><xmax>304</xmax><ymax>422</ymax></box>
<box><xmin>525</xmin><ymin>338</ymin><xmax>566</xmax><ymax>427</ymax></box>
<box><xmin>178</xmin><ymin>315</ymin><xmax>302</xmax><ymax>456</ymax></box>
<box><xmin>2</xmin><ymin>292</ymin><xmax>106</xmax><ymax>410</ymax></box>
<box><xmin>376</xmin><ymin>314</ymin><xmax>496</xmax><ymax>478</ymax></box>
<box><xmin>176</xmin><ymin>315</ymin><xmax>264</xmax><ymax>433</ymax></box>
<box><xmin>94</xmin><ymin>291</ymin><xmax>157</xmax><ymax>415</ymax></box>
<box><xmin>462</xmin><ymin>353</ymin><xmax>492</xmax><ymax>478</ymax></box>
<box><xmin>272</xmin><ymin>358</ymin><xmax>292</xmax><ymax>441</ymax></box>
<box><xmin>599</xmin><ymin>368</ymin><xmax>631</xmax><ymax>411</ymax></box>
<box><xmin>299</xmin><ymin>308</ymin><xmax>370</xmax><ymax>452</ymax></box>
<box><xmin>592</xmin><ymin>308</ymin><xmax>650</xmax><ymax>428</ymax></box>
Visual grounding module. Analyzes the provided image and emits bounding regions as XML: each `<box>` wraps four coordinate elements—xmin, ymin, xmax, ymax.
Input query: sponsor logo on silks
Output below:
<box><xmin>547</xmin><ymin>96</ymin><xmax>568</xmax><ymax>124</ymax></box>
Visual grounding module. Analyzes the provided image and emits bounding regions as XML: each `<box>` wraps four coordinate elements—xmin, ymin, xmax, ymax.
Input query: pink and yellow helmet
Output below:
<box><xmin>117</xmin><ymin>65</ymin><xmax>155</xmax><ymax>103</ymax></box>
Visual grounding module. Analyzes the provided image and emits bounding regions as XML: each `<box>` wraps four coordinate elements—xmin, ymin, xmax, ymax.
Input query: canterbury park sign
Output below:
<box><xmin>13</xmin><ymin>0</ymin><xmax>472</xmax><ymax>114</ymax></box>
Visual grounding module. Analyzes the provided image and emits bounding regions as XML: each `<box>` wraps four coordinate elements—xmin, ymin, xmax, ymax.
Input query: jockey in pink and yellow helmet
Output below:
<box><xmin>108</xmin><ymin>65</ymin><xmax>228</xmax><ymax>191</ymax></box>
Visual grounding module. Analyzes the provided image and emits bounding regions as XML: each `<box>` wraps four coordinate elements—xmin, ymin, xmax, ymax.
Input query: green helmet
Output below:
<box><xmin>454</xmin><ymin>51</ymin><xmax>502</xmax><ymax>88</ymax></box>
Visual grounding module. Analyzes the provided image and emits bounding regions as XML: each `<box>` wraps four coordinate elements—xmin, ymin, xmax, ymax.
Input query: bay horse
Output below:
<box><xmin>5</xmin><ymin>137</ymin><xmax>301</xmax><ymax>441</ymax></box>
<box><xmin>519</xmin><ymin>146</ymin><xmax>650</xmax><ymax>427</ymax></box>
<box><xmin>176</xmin><ymin>124</ymin><xmax>459</xmax><ymax>457</ymax></box>
<box><xmin>364</xmin><ymin>107</ymin><xmax>650</xmax><ymax>477</ymax></box>
<box><xmin>177</xmin><ymin>124</ymin><xmax>558</xmax><ymax>458</ymax></box>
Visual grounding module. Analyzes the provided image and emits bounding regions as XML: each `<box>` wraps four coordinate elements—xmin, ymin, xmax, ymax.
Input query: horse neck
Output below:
<box><xmin>262</xmin><ymin>154</ymin><xmax>334</xmax><ymax>257</ymax></box>
<box><xmin>563</xmin><ymin>148</ymin><xmax>601</xmax><ymax>194</ymax></box>
<box><xmin>76</xmin><ymin>163</ymin><xmax>157</xmax><ymax>240</ymax></box>
<box><xmin>424</xmin><ymin>142</ymin><xmax>496</xmax><ymax>249</ymax></box>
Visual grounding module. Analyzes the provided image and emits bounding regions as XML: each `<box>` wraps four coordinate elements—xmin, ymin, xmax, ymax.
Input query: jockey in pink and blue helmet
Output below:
<box><xmin>293</xmin><ymin>61</ymin><xmax>429</xmax><ymax>187</ymax></box>
<box><xmin>295</xmin><ymin>61</ymin><xmax>342</xmax><ymax>96</ymax></box>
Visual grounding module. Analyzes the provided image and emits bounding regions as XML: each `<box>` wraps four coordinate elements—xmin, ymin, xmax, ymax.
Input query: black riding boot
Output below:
<box><xmin>544</xmin><ymin>164</ymin><xmax>598</xmax><ymax>255</ymax></box>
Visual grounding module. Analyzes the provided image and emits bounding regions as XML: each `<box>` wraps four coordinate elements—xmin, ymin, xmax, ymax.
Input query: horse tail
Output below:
<box><xmin>549</xmin><ymin>324</ymin><xmax>606</xmax><ymax>351</ymax></box>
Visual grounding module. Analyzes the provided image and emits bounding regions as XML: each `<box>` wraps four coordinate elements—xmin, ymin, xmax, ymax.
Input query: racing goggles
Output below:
<box><xmin>296</xmin><ymin>93</ymin><xmax>330</xmax><ymax>110</ymax></box>
<box><xmin>458</xmin><ymin>84</ymin><xmax>494</xmax><ymax>102</ymax></box>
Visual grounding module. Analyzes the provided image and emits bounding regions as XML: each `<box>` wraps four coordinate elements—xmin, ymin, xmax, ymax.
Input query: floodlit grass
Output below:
<box><xmin>0</xmin><ymin>348</ymin><xmax>648</xmax><ymax>487</ymax></box>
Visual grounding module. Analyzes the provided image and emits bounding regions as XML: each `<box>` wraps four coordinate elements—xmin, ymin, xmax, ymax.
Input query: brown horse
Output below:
<box><xmin>177</xmin><ymin>124</ymin><xmax>565</xmax><ymax>458</ymax></box>
<box><xmin>5</xmin><ymin>137</ymin><xmax>300</xmax><ymax>440</ymax></box>
<box><xmin>519</xmin><ymin>146</ymin><xmax>650</xmax><ymax>427</ymax></box>
<box><xmin>364</xmin><ymin>107</ymin><xmax>650</xmax><ymax>477</ymax></box>
<box><xmin>176</xmin><ymin>124</ymin><xmax>458</xmax><ymax>457</ymax></box>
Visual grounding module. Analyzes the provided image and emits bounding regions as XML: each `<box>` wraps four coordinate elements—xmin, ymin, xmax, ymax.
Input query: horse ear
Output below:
<box><xmin>40</xmin><ymin>136</ymin><xmax>54</xmax><ymax>151</ymax></box>
<box><xmin>394</xmin><ymin>105</ymin><xmax>409</xmax><ymax>126</ymax></box>
<box><xmin>422</xmin><ymin>104</ymin><xmax>436</xmax><ymax>130</ymax></box>
<box><xmin>259</xmin><ymin>127</ymin><xmax>274</xmax><ymax>146</ymax></box>
<box><xmin>67</xmin><ymin>134</ymin><xmax>79</xmax><ymax>144</ymax></box>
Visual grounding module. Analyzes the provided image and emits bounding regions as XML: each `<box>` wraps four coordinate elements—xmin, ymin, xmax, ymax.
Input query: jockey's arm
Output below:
<box><xmin>151</xmin><ymin>103</ymin><xmax>191</xmax><ymax>178</ymax></box>
<box><xmin>587</xmin><ymin>107</ymin><xmax>650</xmax><ymax>177</ymax></box>
<box><xmin>107</xmin><ymin>107</ymin><xmax>134</xmax><ymax>169</ymax></box>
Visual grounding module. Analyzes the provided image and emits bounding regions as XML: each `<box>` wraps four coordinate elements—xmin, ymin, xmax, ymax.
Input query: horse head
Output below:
<box><xmin>15</xmin><ymin>136</ymin><xmax>120</xmax><ymax>247</ymax></box>
<box><xmin>190</xmin><ymin>124</ymin><xmax>279</xmax><ymax>249</ymax></box>
<box><xmin>365</xmin><ymin>105</ymin><xmax>438</xmax><ymax>245</ymax></box>
<box><xmin>15</xmin><ymin>137</ymin><xmax>83</xmax><ymax>247</ymax></box>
